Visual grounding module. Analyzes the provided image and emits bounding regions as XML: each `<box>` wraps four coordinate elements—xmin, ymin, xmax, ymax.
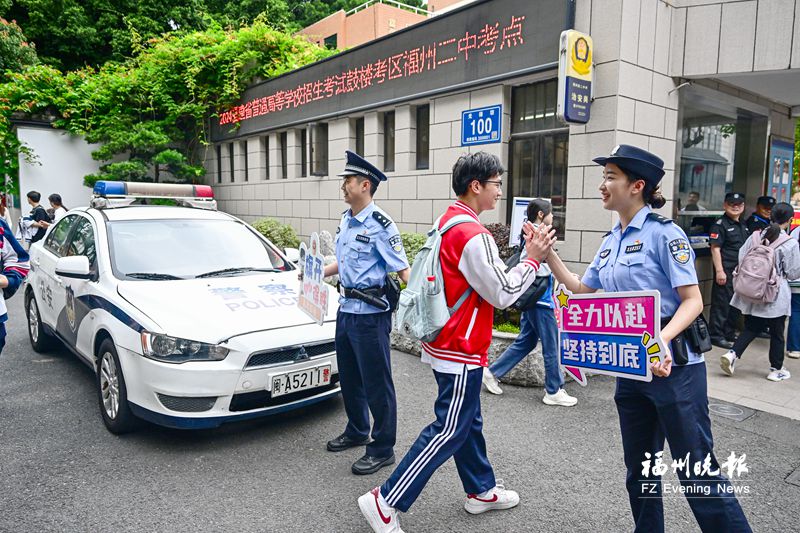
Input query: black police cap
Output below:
<box><xmin>337</xmin><ymin>150</ymin><xmax>387</xmax><ymax>186</ymax></box>
<box><xmin>724</xmin><ymin>192</ymin><xmax>745</xmax><ymax>204</ymax></box>
<box><xmin>593</xmin><ymin>144</ymin><xmax>665</xmax><ymax>186</ymax></box>
<box><xmin>756</xmin><ymin>196</ymin><xmax>776</xmax><ymax>207</ymax></box>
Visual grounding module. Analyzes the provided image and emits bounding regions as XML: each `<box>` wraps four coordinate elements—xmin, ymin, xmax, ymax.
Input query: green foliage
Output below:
<box><xmin>0</xmin><ymin>17</ymin><xmax>37</xmax><ymax>82</ymax></box>
<box><xmin>251</xmin><ymin>217</ymin><xmax>300</xmax><ymax>250</ymax></box>
<box><xmin>400</xmin><ymin>231</ymin><xmax>426</xmax><ymax>265</ymax></box>
<box><xmin>0</xmin><ymin>20</ymin><xmax>332</xmax><ymax>193</ymax></box>
<box><xmin>494</xmin><ymin>322</ymin><xmax>520</xmax><ymax>334</ymax></box>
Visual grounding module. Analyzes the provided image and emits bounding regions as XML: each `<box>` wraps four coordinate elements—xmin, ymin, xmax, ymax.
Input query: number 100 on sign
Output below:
<box><xmin>461</xmin><ymin>105</ymin><xmax>502</xmax><ymax>146</ymax></box>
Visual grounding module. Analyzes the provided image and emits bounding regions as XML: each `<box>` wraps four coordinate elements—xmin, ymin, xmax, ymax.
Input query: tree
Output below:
<box><xmin>0</xmin><ymin>16</ymin><xmax>37</xmax><ymax>82</ymax></box>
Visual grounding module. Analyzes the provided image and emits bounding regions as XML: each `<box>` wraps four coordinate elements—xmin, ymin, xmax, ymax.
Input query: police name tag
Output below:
<box><xmin>555</xmin><ymin>286</ymin><xmax>665</xmax><ymax>385</ymax></box>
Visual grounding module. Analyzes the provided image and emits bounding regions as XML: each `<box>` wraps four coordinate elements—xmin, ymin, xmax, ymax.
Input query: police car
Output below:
<box><xmin>25</xmin><ymin>181</ymin><xmax>339</xmax><ymax>433</ymax></box>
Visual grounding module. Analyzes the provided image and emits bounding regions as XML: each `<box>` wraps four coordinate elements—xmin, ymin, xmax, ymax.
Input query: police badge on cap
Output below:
<box><xmin>338</xmin><ymin>150</ymin><xmax>387</xmax><ymax>186</ymax></box>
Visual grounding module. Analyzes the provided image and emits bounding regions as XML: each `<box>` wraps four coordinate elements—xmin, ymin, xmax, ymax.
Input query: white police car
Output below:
<box><xmin>25</xmin><ymin>181</ymin><xmax>339</xmax><ymax>433</ymax></box>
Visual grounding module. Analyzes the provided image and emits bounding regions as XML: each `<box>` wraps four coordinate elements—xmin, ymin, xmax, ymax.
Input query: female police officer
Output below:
<box><xmin>545</xmin><ymin>145</ymin><xmax>751</xmax><ymax>532</ymax></box>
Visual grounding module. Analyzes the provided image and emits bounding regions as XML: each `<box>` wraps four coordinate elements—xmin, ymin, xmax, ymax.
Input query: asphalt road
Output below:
<box><xmin>1</xmin><ymin>294</ymin><xmax>799</xmax><ymax>532</ymax></box>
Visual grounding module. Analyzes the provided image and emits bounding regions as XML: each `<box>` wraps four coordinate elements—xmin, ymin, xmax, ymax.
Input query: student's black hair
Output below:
<box><xmin>48</xmin><ymin>193</ymin><xmax>65</xmax><ymax>209</ymax></box>
<box><xmin>763</xmin><ymin>202</ymin><xmax>794</xmax><ymax>244</ymax></box>
<box><xmin>27</xmin><ymin>191</ymin><xmax>41</xmax><ymax>202</ymax></box>
<box><xmin>526</xmin><ymin>198</ymin><xmax>552</xmax><ymax>223</ymax></box>
<box><xmin>451</xmin><ymin>152</ymin><xmax>504</xmax><ymax>196</ymax></box>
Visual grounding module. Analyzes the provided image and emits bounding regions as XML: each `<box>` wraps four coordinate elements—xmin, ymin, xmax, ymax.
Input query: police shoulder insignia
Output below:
<box><xmin>389</xmin><ymin>234</ymin><xmax>403</xmax><ymax>253</ymax></box>
<box><xmin>372</xmin><ymin>211</ymin><xmax>392</xmax><ymax>228</ymax></box>
<box><xmin>647</xmin><ymin>213</ymin><xmax>672</xmax><ymax>224</ymax></box>
<box><xmin>599</xmin><ymin>249</ymin><xmax>611</xmax><ymax>259</ymax></box>
<box><xmin>603</xmin><ymin>231</ymin><xmax>612</xmax><ymax>237</ymax></box>
<box><xmin>668</xmin><ymin>238</ymin><xmax>691</xmax><ymax>264</ymax></box>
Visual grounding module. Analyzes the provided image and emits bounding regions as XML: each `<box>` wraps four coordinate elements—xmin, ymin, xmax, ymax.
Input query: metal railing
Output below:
<box><xmin>346</xmin><ymin>0</ymin><xmax>432</xmax><ymax>17</ymax></box>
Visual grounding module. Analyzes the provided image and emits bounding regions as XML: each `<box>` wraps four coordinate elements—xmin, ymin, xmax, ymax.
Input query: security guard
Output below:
<box><xmin>546</xmin><ymin>145</ymin><xmax>751</xmax><ymax>532</ymax></box>
<box><xmin>323</xmin><ymin>150</ymin><xmax>410</xmax><ymax>476</ymax></box>
<box><xmin>745</xmin><ymin>195</ymin><xmax>775</xmax><ymax>233</ymax></box>
<box><xmin>708</xmin><ymin>192</ymin><xmax>749</xmax><ymax>349</ymax></box>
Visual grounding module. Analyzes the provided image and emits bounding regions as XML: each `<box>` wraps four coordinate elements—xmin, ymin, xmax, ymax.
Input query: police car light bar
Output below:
<box><xmin>91</xmin><ymin>181</ymin><xmax>216</xmax><ymax>210</ymax></box>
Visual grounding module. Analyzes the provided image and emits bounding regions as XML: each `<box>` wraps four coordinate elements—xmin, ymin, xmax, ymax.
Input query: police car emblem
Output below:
<box><xmin>389</xmin><ymin>234</ymin><xmax>403</xmax><ymax>253</ymax></box>
<box><xmin>65</xmin><ymin>286</ymin><xmax>77</xmax><ymax>332</ymax></box>
<box><xmin>669</xmin><ymin>239</ymin><xmax>691</xmax><ymax>264</ymax></box>
<box><xmin>599</xmin><ymin>249</ymin><xmax>611</xmax><ymax>259</ymax></box>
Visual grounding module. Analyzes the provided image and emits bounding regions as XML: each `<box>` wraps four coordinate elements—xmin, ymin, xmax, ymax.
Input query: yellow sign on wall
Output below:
<box><xmin>557</xmin><ymin>30</ymin><xmax>593</xmax><ymax>124</ymax></box>
<box><xmin>566</xmin><ymin>31</ymin><xmax>592</xmax><ymax>79</ymax></box>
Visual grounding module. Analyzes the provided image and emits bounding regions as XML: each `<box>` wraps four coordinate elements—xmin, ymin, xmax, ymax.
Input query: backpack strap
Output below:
<box><xmin>448</xmin><ymin>286</ymin><xmax>474</xmax><ymax>315</ymax></box>
<box><xmin>440</xmin><ymin>214</ymin><xmax>479</xmax><ymax>234</ymax></box>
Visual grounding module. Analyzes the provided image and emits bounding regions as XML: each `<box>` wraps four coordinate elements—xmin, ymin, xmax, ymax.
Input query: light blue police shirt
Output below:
<box><xmin>582</xmin><ymin>206</ymin><xmax>703</xmax><ymax>365</ymax></box>
<box><xmin>335</xmin><ymin>201</ymin><xmax>409</xmax><ymax>314</ymax></box>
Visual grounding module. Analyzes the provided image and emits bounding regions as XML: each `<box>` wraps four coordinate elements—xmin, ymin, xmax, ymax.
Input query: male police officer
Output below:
<box><xmin>745</xmin><ymin>195</ymin><xmax>775</xmax><ymax>233</ymax></box>
<box><xmin>709</xmin><ymin>192</ymin><xmax>748</xmax><ymax>349</ymax></box>
<box><xmin>323</xmin><ymin>150</ymin><xmax>410</xmax><ymax>476</ymax></box>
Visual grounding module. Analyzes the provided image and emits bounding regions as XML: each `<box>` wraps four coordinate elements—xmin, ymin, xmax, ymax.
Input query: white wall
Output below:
<box><xmin>16</xmin><ymin>126</ymin><xmax>98</xmax><ymax>211</ymax></box>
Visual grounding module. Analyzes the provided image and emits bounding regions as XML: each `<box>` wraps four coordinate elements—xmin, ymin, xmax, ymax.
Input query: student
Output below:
<box><xmin>48</xmin><ymin>193</ymin><xmax>68</xmax><ymax>222</ymax></box>
<box><xmin>358</xmin><ymin>152</ymin><xmax>555</xmax><ymax>532</ymax></box>
<box><xmin>722</xmin><ymin>202</ymin><xmax>800</xmax><ymax>382</ymax></box>
<box><xmin>482</xmin><ymin>198</ymin><xmax>577</xmax><ymax>407</ymax></box>
<box><xmin>546</xmin><ymin>145</ymin><xmax>751</xmax><ymax>532</ymax></box>
<box><xmin>25</xmin><ymin>191</ymin><xmax>50</xmax><ymax>245</ymax></box>
<box><xmin>0</xmin><ymin>217</ymin><xmax>30</xmax><ymax>354</ymax></box>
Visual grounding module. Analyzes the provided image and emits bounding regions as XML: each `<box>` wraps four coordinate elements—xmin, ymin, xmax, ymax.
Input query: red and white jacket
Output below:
<box><xmin>421</xmin><ymin>202</ymin><xmax>540</xmax><ymax>368</ymax></box>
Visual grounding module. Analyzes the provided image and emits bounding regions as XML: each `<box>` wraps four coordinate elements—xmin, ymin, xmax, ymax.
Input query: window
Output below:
<box><xmin>383</xmin><ymin>111</ymin><xmax>395</xmax><ymax>172</ymax></box>
<box><xmin>228</xmin><ymin>143</ymin><xmax>235</xmax><ymax>182</ymax></box>
<box><xmin>280</xmin><ymin>132</ymin><xmax>288</xmax><ymax>179</ymax></box>
<box><xmin>216</xmin><ymin>144</ymin><xmax>222</xmax><ymax>183</ymax></box>
<box><xmin>324</xmin><ymin>34</ymin><xmax>338</xmax><ymax>49</ymax></box>
<box><xmin>261</xmin><ymin>136</ymin><xmax>270</xmax><ymax>179</ymax></box>
<box><xmin>512</xmin><ymin>79</ymin><xmax>558</xmax><ymax>133</ymax></box>
<box><xmin>44</xmin><ymin>215</ymin><xmax>77</xmax><ymax>256</ymax></box>
<box><xmin>355</xmin><ymin>117</ymin><xmax>365</xmax><ymax>155</ymax></box>
<box><xmin>300</xmin><ymin>128</ymin><xmax>308</xmax><ymax>177</ymax></box>
<box><xmin>416</xmin><ymin>105</ymin><xmax>430</xmax><ymax>170</ymax></box>
<box><xmin>64</xmin><ymin>217</ymin><xmax>97</xmax><ymax>267</ymax></box>
<box><xmin>240</xmin><ymin>140</ymin><xmax>249</xmax><ymax>182</ymax></box>
<box><xmin>311</xmin><ymin>123</ymin><xmax>328</xmax><ymax>176</ymax></box>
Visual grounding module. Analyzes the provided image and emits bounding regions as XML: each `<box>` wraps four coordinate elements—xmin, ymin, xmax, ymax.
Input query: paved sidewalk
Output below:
<box><xmin>704</xmin><ymin>340</ymin><xmax>800</xmax><ymax>420</ymax></box>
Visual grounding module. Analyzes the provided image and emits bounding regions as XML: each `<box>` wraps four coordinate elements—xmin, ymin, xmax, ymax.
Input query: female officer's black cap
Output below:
<box><xmin>593</xmin><ymin>144</ymin><xmax>665</xmax><ymax>186</ymax></box>
<box><xmin>338</xmin><ymin>150</ymin><xmax>387</xmax><ymax>186</ymax></box>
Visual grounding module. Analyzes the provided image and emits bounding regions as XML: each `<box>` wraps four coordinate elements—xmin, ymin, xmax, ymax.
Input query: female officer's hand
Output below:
<box><xmin>522</xmin><ymin>222</ymin><xmax>556</xmax><ymax>262</ymax></box>
<box><xmin>651</xmin><ymin>343</ymin><xmax>673</xmax><ymax>378</ymax></box>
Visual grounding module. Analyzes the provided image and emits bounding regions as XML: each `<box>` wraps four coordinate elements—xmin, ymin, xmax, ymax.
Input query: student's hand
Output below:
<box><xmin>651</xmin><ymin>343</ymin><xmax>672</xmax><ymax>378</ymax></box>
<box><xmin>523</xmin><ymin>222</ymin><xmax>557</xmax><ymax>263</ymax></box>
<box><xmin>715</xmin><ymin>270</ymin><xmax>727</xmax><ymax>285</ymax></box>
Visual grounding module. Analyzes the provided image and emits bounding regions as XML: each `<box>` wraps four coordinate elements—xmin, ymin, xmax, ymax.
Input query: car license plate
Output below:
<box><xmin>271</xmin><ymin>365</ymin><xmax>331</xmax><ymax>397</ymax></box>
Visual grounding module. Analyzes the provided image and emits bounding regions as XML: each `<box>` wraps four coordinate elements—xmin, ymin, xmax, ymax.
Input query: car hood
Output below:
<box><xmin>116</xmin><ymin>271</ymin><xmax>337</xmax><ymax>343</ymax></box>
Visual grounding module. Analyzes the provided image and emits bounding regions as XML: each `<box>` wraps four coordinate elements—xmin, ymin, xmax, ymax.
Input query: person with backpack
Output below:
<box><xmin>720</xmin><ymin>202</ymin><xmax>800</xmax><ymax>382</ymax></box>
<box><xmin>785</xmin><ymin>223</ymin><xmax>800</xmax><ymax>360</ymax></box>
<box><xmin>481</xmin><ymin>198</ymin><xmax>577</xmax><ymax>407</ymax></box>
<box><xmin>545</xmin><ymin>145</ymin><xmax>751</xmax><ymax>532</ymax></box>
<box><xmin>0</xmin><ymin>217</ymin><xmax>30</xmax><ymax>354</ymax></box>
<box><xmin>358</xmin><ymin>152</ymin><xmax>556</xmax><ymax>532</ymax></box>
<box><xmin>25</xmin><ymin>191</ymin><xmax>50</xmax><ymax>245</ymax></box>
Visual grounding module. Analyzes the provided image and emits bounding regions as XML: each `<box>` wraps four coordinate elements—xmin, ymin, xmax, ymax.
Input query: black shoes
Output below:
<box><xmin>711</xmin><ymin>338</ymin><xmax>734</xmax><ymax>350</ymax></box>
<box><xmin>352</xmin><ymin>453</ymin><xmax>395</xmax><ymax>475</ymax></box>
<box><xmin>326</xmin><ymin>433</ymin><xmax>370</xmax><ymax>452</ymax></box>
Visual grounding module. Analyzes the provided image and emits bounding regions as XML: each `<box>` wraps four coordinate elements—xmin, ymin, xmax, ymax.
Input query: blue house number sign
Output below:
<box><xmin>461</xmin><ymin>105</ymin><xmax>502</xmax><ymax>146</ymax></box>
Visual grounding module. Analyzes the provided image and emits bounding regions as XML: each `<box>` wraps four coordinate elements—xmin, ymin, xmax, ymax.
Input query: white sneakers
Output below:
<box><xmin>787</xmin><ymin>351</ymin><xmax>800</xmax><ymax>359</ymax></box>
<box><xmin>767</xmin><ymin>367</ymin><xmax>792</xmax><ymax>382</ymax></box>
<box><xmin>482</xmin><ymin>368</ymin><xmax>503</xmax><ymax>395</ymax></box>
<box><xmin>358</xmin><ymin>487</ymin><xmax>404</xmax><ymax>533</ymax></box>
<box><xmin>464</xmin><ymin>481</ymin><xmax>520</xmax><ymax>515</ymax></box>
<box><xmin>542</xmin><ymin>388</ymin><xmax>578</xmax><ymax>407</ymax></box>
<box><xmin>720</xmin><ymin>351</ymin><xmax>737</xmax><ymax>376</ymax></box>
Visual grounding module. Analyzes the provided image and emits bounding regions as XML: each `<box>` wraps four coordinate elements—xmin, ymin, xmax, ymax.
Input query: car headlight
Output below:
<box><xmin>140</xmin><ymin>331</ymin><xmax>229</xmax><ymax>363</ymax></box>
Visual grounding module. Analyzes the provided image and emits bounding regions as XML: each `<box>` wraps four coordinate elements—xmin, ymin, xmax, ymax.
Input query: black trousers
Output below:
<box><xmin>709</xmin><ymin>266</ymin><xmax>739</xmax><ymax>340</ymax></box>
<box><xmin>732</xmin><ymin>315</ymin><xmax>787</xmax><ymax>370</ymax></box>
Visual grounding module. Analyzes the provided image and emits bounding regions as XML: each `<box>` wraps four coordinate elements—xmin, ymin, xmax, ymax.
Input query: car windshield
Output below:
<box><xmin>107</xmin><ymin>219</ymin><xmax>293</xmax><ymax>279</ymax></box>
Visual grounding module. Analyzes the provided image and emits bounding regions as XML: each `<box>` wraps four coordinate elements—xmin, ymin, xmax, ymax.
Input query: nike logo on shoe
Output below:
<box><xmin>468</xmin><ymin>493</ymin><xmax>498</xmax><ymax>503</ymax></box>
<box><xmin>372</xmin><ymin>487</ymin><xmax>391</xmax><ymax>524</ymax></box>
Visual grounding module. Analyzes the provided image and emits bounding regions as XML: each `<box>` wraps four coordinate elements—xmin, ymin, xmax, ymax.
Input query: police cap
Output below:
<box><xmin>724</xmin><ymin>192</ymin><xmax>745</xmax><ymax>204</ymax></box>
<box><xmin>337</xmin><ymin>150</ymin><xmax>387</xmax><ymax>186</ymax></box>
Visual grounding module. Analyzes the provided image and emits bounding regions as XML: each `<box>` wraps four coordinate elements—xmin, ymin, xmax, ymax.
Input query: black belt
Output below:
<box><xmin>338</xmin><ymin>284</ymin><xmax>385</xmax><ymax>299</ymax></box>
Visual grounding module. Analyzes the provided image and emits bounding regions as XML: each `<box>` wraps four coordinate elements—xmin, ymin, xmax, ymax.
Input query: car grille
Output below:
<box><xmin>157</xmin><ymin>394</ymin><xmax>217</xmax><ymax>412</ymax></box>
<box><xmin>228</xmin><ymin>375</ymin><xmax>340</xmax><ymax>412</ymax></box>
<box><xmin>245</xmin><ymin>341</ymin><xmax>336</xmax><ymax>368</ymax></box>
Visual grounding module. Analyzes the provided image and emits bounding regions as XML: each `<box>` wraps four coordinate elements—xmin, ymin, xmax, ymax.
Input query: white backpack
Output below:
<box><xmin>394</xmin><ymin>214</ymin><xmax>477</xmax><ymax>342</ymax></box>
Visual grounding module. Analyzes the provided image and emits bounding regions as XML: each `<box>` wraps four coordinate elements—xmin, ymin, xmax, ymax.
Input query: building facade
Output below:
<box><xmin>207</xmin><ymin>0</ymin><xmax>799</xmax><ymax>300</ymax></box>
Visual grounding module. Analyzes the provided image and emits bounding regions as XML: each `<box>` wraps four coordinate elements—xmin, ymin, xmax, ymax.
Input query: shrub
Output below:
<box><xmin>251</xmin><ymin>218</ymin><xmax>300</xmax><ymax>250</ymax></box>
<box><xmin>494</xmin><ymin>322</ymin><xmax>521</xmax><ymax>334</ymax></box>
<box><xmin>484</xmin><ymin>223</ymin><xmax>516</xmax><ymax>261</ymax></box>
<box><xmin>400</xmin><ymin>232</ymin><xmax>427</xmax><ymax>265</ymax></box>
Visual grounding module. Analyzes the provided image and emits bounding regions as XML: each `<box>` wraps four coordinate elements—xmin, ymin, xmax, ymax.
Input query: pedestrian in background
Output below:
<box><xmin>48</xmin><ymin>193</ymin><xmax>67</xmax><ymax>223</ymax></box>
<box><xmin>786</xmin><ymin>222</ymin><xmax>800</xmax><ymax>360</ymax></box>
<box><xmin>482</xmin><ymin>198</ymin><xmax>577</xmax><ymax>407</ymax></box>
<box><xmin>721</xmin><ymin>202</ymin><xmax>800</xmax><ymax>382</ymax></box>
<box><xmin>708</xmin><ymin>192</ymin><xmax>748</xmax><ymax>349</ymax></box>
<box><xmin>25</xmin><ymin>191</ymin><xmax>50</xmax><ymax>245</ymax></box>
<box><xmin>744</xmin><ymin>195</ymin><xmax>775</xmax><ymax>233</ymax></box>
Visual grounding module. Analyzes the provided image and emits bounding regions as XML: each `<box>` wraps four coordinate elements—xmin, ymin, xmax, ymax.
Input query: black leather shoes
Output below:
<box><xmin>326</xmin><ymin>433</ymin><xmax>370</xmax><ymax>452</ymax></box>
<box><xmin>711</xmin><ymin>338</ymin><xmax>734</xmax><ymax>350</ymax></box>
<box><xmin>352</xmin><ymin>453</ymin><xmax>395</xmax><ymax>475</ymax></box>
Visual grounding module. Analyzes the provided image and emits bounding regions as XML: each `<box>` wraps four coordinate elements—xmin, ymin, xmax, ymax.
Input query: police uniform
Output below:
<box><xmin>328</xmin><ymin>150</ymin><xmax>409</xmax><ymax>474</ymax></box>
<box><xmin>584</xmin><ymin>146</ymin><xmax>751</xmax><ymax>533</ymax></box>
<box><xmin>708</xmin><ymin>193</ymin><xmax>748</xmax><ymax>345</ymax></box>
<box><xmin>744</xmin><ymin>196</ymin><xmax>775</xmax><ymax>233</ymax></box>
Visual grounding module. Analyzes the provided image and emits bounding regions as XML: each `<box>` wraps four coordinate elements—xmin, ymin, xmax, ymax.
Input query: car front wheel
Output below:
<box><xmin>96</xmin><ymin>338</ymin><xmax>137</xmax><ymax>434</ymax></box>
<box><xmin>26</xmin><ymin>293</ymin><xmax>56</xmax><ymax>353</ymax></box>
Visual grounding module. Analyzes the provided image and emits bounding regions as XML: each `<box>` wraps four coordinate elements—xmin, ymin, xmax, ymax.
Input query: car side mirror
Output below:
<box><xmin>284</xmin><ymin>247</ymin><xmax>300</xmax><ymax>263</ymax></box>
<box><xmin>55</xmin><ymin>256</ymin><xmax>92</xmax><ymax>280</ymax></box>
